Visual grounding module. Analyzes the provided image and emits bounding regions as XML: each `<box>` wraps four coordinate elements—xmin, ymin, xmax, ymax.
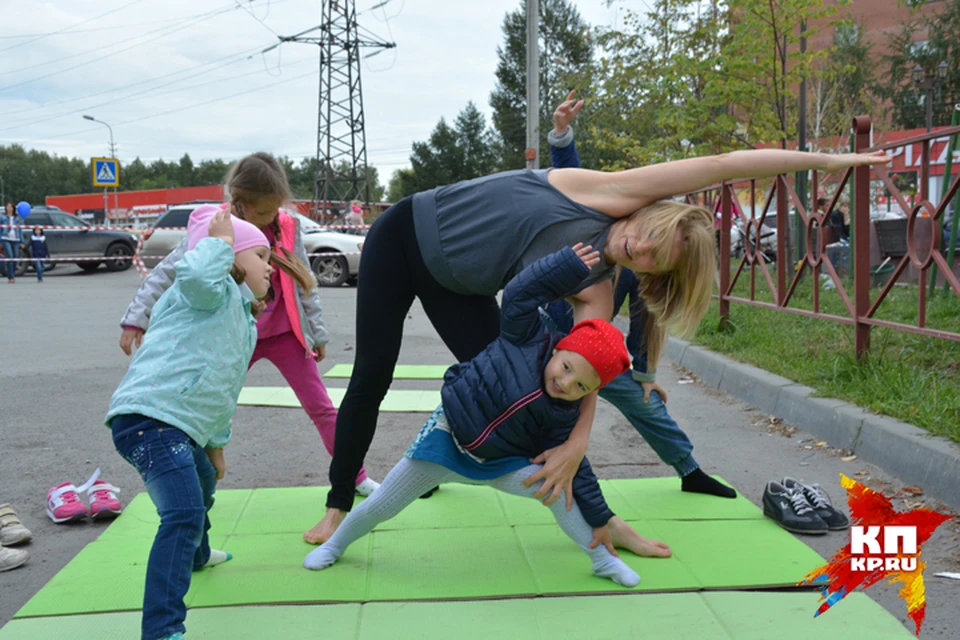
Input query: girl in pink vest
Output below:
<box><xmin>119</xmin><ymin>153</ymin><xmax>379</xmax><ymax>510</ymax></box>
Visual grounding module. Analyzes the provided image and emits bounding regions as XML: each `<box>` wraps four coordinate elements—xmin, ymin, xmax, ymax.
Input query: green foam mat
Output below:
<box><xmin>238</xmin><ymin>386</ymin><xmax>441</xmax><ymax>411</ymax></box>
<box><xmin>1</xmin><ymin>604</ymin><xmax>362</xmax><ymax>640</ymax></box>
<box><xmin>643</xmin><ymin>519</ymin><xmax>826</xmax><ymax>589</ymax></box>
<box><xmin>363</xmin><ymin>526</ymin><xmax>538</xmax><ymax>601</ymax></box>
<box><xmin>2</xmin><ymin>593</ymin><xmax>912</xmax><ymax>639</ymax></box>
<box><xmin>514</xmin><ymin>521</ymin><xmax>700</xmax><ymax>594</ymax></box>
<box><xmin>15</xmin><ymin>481</ymin><xmax>826</xmax><ymax>618</ymax></box>
<box><xmin>607</xmin><ymin>476</ymin><xmax>760</xmax><ymax>520</ymax></box>
<box><xmin>699</xmin><ymin>591</ymin><xmax>914</xmax><ymax>639</ymax></box>
<box><xmin>325</xmin><ymin>363</ymin><xmax>450</xmax><ymax>379</ymax></box>
<box><xmin>186</xmin><ymin>533</ymin><xmax>369</xmax><ymax>606</ymax></box>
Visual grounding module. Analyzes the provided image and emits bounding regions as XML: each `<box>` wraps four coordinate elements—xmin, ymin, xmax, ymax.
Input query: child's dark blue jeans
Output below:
<box><xmin>111</xmin><ymin>413</ymin><xmax>217</xmax><ymax>640</ymax></box>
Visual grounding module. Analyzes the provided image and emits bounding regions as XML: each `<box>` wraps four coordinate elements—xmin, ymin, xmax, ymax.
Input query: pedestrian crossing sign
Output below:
<box><xmin>92</xmin><ymin>157</ymin><xmax>120</xmax><ymax>187</ymax></box>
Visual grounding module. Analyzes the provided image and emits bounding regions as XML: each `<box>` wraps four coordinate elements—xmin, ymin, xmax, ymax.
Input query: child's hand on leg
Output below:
<box><xmin>588</xmin><ymin>524</ymin><xmax>618</xmax><ymax>557</ymax></box>
<box><xmin>206</xmin><ymin>448</ymin><xmax>226</xmax><ymax>481</ymax></box>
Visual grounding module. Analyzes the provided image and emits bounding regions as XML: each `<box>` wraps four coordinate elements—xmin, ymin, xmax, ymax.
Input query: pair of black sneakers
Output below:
<box><xmin>762</xmin><ymin>477</ymin><xmax>849</xmax><ymax>535</ymax></box>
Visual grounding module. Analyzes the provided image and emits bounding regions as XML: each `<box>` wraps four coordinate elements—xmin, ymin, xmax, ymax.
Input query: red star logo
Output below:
<box><xmin>800</xmin><ymin>474</ymin><xmax>952</xmax><ymax>635</ymax></box>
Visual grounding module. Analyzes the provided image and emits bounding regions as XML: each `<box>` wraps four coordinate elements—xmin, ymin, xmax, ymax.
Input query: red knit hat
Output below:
<box><xmin>555</xmin><ymin>319</ymin><xmax>631</xmax><ymax>388</ymax></box>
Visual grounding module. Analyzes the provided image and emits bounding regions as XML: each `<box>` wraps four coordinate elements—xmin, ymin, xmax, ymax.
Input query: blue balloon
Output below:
<box><xmin>16</xmin><ymin>201</ymin><xmax>31</xmax><ymax>217</ymax></box>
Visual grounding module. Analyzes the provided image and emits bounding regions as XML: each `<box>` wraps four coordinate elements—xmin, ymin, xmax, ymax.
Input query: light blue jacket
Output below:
<box><xmin>105</xmin><ymin>238</ymin><xmax>258</xmax><ymax>448</ymax></box>
<box><xmin>0</xmin><ymin>214</ymin><xmax>23</xmax><ymax>244</ymax></box>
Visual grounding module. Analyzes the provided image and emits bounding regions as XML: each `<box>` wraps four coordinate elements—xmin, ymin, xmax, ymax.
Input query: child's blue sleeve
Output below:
<box><xmin>206</xmin><ymin>424</ymin><xmax>232</xmax><ymax>449</ymax></box>
<box><xmin>500</xmin><ymin>248</ymin><xmax>590</xmax><ymax>345</ymax></box>
<box><xmin>175</xmin><ymin>238</ymin><xmax>236</xmax><ymax>311</ymax></box>
<box><xmin>548</xmin><ymin>129</ymin><xmax>582</xmax><ymax>169</ymax></box>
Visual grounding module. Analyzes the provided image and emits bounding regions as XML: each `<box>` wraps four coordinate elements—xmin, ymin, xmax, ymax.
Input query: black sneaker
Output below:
<box><xmin>762</xmin><ymin>481</ymin><xmax>828</xmax><ymax>535</ymax></box>
<box><xmin>419</xmin><ymin>486</ymin><xmax>439</xmax><ymax>499</ymax></box>
<box><xmin>782</xmin><ymin>477</ymin><xmax>850</xmax><ymax>531</ymax></box>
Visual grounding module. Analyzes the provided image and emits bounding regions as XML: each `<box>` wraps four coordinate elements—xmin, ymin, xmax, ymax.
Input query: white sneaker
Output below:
<box><xmin>0</xmin><ymin>504</ymin><xmax>32</xmax><ymax>546</ymax></box>
<box><xmin>0</xmin><ymin>544</ymin><xmax>29</xmax><ymax>572</ymax></box>
<box><xmin>355</xmin><ymin>478</ymin><xmax>380</xmax><ymax>497</ymax></box>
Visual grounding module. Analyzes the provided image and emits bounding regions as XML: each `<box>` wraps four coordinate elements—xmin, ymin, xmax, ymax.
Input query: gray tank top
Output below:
<box><xmin>412</xmin><ymin>169</ymin><xmax>615</xmax><ymax>296</ymax></box>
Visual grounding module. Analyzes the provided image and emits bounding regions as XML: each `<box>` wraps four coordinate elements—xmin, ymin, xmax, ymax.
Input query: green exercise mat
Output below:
<box><xmin>643</xmin><ymin>519</ymin><xmax>825</xmax><ymax>589</ymax></box>
<box><xmin>324</xmin><ymin>363</ymin><xmax>450</xmax><ymax>379</ymax></box>
<box><xmin>0</xmin><ymin>604</ymin><xmax>362</xmax><ymax>640</ymax></box>
<box><xmin>187</xmin><ymin>533</ymin><xmax>370</xmax><ymax>607</ymax></box>
<box><xmin>238</xmin><ymin>387</ymin><xmax>441</xmax><ymax>412</ymax></box>
<box><xmin>2</xmin><ymin>593</ymin><xmax>913</xmax><ymax>640</ymax></box>
<box><xmin>15</xmin><ymin>481</ymin><xmax>827</xmax><ymax>618</ymax></box>
<box><xmin>608</xmin><ymin>476</ymin><xmax>759</xmax><ymax>520</ymax></box>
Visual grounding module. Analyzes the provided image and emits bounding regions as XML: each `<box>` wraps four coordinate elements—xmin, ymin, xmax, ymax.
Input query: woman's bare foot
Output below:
<box><xmin>608</xmin><ymin>516</ymin><xmax>672</xmax><ymax>557</ymax></box>
<box><xmin>303</xmin><ymin>508</ymin><xmax>348</xmax><ymax>544</ymax></box>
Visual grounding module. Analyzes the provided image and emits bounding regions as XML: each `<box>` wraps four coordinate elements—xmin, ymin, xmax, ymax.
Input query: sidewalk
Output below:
<box><xmin>666</xmin><ymin>337</ymin><xmax>960</xmax><ymax>510</ymax></box>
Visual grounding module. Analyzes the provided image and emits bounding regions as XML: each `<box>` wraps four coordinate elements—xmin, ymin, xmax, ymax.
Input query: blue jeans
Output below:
<box><xmin>598</xmin><ymin>371</ymin><xmax>699</xmax><ymax>477</ymax></box>
<box><xmin>35</xmin><ymin>259</ymin><xmax>44</xmax><ymax>280</ymax></box>
<box><xmin>1</xmin><ymin>240</ymin><xmax>18</xmax><ymax>280</ymax></box>
<box><xmin>111</xmin><ymin>414</ymin><xmax>217</xmax><ymax>640</ymax></box>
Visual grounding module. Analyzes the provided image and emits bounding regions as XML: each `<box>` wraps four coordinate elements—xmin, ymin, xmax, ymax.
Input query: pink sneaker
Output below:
<box><xmin>46</xmin><ymin>483</ymin><xmax>88</xmax><ymax>523</ymax></box>
<box><xmin>86</xmin><ymin>480</ymin><xmax>122</xmax><ymax>520</ymax></box>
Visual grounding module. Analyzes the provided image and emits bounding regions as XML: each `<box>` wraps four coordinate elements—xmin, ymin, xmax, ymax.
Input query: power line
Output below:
<box><xmin>0</xmin><ymin>0</ymin><xmax>150</xmax><ymax>54</ymax></box>
<box><xmin>0</xmin><ymin>0</ymin><xmax>264</xmax><ymax>90</ymax></box>
<box><xmin>0</xmin><ymin>54</ymin><xmax>316</xmax><ymax>134</ymax></box>
<box><xmin>0</xmin><ymin>45</ymin><xmax>267</xmax><ymax>119</ymax></box>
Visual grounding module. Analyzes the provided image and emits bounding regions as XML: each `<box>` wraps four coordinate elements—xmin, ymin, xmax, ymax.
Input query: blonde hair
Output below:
<box><xmin>626</xmin><ymin>201</ymin><xmax>716</xmax><ymax>370</ymax></box>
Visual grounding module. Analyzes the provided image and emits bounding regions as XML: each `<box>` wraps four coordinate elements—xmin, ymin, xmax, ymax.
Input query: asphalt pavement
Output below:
<box><xmin>0</xmin><ymin>265</ymin><xmax>957</xmax><ymax>636</ymax></box>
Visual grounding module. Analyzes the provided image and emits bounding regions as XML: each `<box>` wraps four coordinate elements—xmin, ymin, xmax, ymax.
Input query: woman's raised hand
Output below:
<box><xmin>824</xmin><ymin>151</ymin><xmax>892</xmax><ymax>171</ymax></box>
<box><xmin>571</xmin><ymin>242</ymin><xmax>600</xmax><ymax>270</ymax></box>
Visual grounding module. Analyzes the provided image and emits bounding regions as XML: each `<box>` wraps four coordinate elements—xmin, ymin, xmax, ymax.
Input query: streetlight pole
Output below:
<box><xmin>83</xmin><ymin>114</ymin><xmax>118</xmax><ymax>223</ymax></box>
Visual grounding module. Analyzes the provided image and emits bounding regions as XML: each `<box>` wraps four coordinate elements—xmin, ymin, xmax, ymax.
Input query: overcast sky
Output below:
<box><xmin>0</xmin><ymin>0</ymin><xmax>632</xmax><ymax>182</ymax></box>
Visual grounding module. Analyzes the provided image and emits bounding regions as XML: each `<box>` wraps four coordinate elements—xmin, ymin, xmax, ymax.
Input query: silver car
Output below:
<box><xmin>139</xmin><ymin>207</ymin><xmax>363</xmax><ymax>286</ymax></box>
<box><xmin>138</xmin><ymin>202</ymin><xmax>217</xmax><ymax>269</ymax></box>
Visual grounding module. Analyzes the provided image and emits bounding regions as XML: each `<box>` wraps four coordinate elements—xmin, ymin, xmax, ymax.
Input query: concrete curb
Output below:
<box><xmin>668</xmin><ymin>337</ymin><xmax>960</xmax><ymax>510</ymax></box>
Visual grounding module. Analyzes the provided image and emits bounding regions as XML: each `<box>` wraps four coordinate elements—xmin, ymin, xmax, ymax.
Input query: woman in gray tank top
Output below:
<box><xmin>307</xmin><ymin>147</ymin><xmax>891</xmax><ymax>545</ymax></box>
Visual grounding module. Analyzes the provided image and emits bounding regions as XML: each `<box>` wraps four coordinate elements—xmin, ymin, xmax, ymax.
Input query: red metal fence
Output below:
<box><xmin>692</xmin><ymin>116</ymin><xmax>960</xmax><ymax>359</ymax></box>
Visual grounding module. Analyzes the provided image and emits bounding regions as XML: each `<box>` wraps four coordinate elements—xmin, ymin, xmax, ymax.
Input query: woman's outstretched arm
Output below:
<box><xmin>548</xmin><ymin>149</ymin><xmax>891</xmax><ymax>218</ymax></box>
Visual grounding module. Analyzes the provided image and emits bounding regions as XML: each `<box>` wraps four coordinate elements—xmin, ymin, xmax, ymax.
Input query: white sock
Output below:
<box><xmin>488</xmin><ymin>465</ymin><xmax>641</xmax><ymax>588</ymax></box>
<box><xmin>302</xmin><ymin>457</ymin><xmax>449</xmax><ymax>571</ymax></box>
<box><xmin>204</xmin><ymin>548</ymin><xmax>232</xmax><ymax>567</ymax></box>
<box><xmin>590</xmin><ymin>554</ymin><xmax>640</xmax><ymax>587</ymax></box>
<box><xmin>304</xmin><ymin>543</ymin><xmax>342</xmax><ymax>570</ymax></box>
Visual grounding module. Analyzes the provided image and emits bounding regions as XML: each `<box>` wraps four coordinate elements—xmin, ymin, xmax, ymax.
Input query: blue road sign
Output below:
<box><xmin>92</xmin><ymin>157</ymin><xmax>120</xmax><ymax>187</ymax></box>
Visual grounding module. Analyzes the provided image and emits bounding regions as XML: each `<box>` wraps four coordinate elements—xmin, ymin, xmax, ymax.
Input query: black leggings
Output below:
<box><xmin>326</xmin><ymin>197</ymin><xmax>501</xmax><ymax>510</ymax></box>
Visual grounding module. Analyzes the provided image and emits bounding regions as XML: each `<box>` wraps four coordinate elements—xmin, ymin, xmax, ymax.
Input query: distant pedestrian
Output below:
<box><xmin>0</xmin><ymin>201</ymin><xmax>25</xmax><ymax>283</ymax></box>
<box><xmin>31</xmin><ymin>227</ymin><xmax>48</xmax><ymax>282</ymax></box>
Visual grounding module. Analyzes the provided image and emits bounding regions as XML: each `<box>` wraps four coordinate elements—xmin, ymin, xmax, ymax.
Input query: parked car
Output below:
<box><xmin>139</xmin><ymin>207</ymin><xmax>362</xmax><ymax>287</ymax></box>
<box><xmin>289</xmin><ymin>211</ymin><xmax>363</xmax><ymax>287</ymax></box>
<box><xmin>15</xmin><ymin>210</ymin><xmax>138</xmax><ymax>276</ymax></box>
<box><xmin>138</xmin><ymin>201</ymin><xmax>220</xmax><ymax>268</ymax></box>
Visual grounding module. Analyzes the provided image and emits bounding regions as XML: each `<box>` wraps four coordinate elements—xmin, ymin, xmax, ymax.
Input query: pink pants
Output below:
<box><xmin>250</xmin><ymin>331</ymin><xmax>367</xmax><ymax>485</ymax></box>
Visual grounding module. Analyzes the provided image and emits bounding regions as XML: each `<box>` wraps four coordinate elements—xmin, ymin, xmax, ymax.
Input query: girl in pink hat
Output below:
<box><xmin>107</xmin><ymin>208</ymin><xmax>314</xmax><ymax>640</ymax></box>
<box><xmin>118</xmin><ymin>154</ymin><xmax>381</xmax><ymax>523</ymax></box>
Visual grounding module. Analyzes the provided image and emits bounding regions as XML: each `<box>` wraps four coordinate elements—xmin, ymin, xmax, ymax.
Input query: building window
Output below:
<box><xmin>834</xmin><ymin>22</ymin><xmax>858</xmax><ymax>47</ymax></box>
<box><xmin>909</xmin><ymin>39</ymin><xmax>931</xmax><ymax>56</ymax></box>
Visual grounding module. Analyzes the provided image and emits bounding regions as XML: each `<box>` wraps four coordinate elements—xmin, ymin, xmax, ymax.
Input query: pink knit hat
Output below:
<box><xmin>186</xmin><ymin>204</ymin><xmax>269</xmax><ymax>253</ymax></box>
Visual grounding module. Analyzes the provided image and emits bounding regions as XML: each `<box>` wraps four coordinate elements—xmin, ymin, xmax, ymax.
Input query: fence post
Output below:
<box><xmin>720</xmin><ymin>183</ymin><xmax>731</xmax><ymax>325</ymax></box>
<box><xmin>853</xmin><ymin>116</ymin><xmax>872</xmax><ymax>360</ymax></box>
<box><xmin>776</xmin><ymin>176</ymin><xmax>788</xmax><ymax>305</ymax></box>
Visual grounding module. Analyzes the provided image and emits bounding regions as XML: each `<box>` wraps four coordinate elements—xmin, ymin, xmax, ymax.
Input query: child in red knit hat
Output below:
<box><xmin>306</xmin><ymin>245</ymin><xmax>670</xmax><ymax>587</ymax></box>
